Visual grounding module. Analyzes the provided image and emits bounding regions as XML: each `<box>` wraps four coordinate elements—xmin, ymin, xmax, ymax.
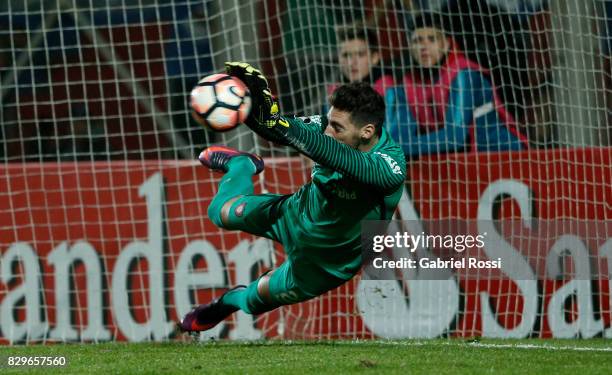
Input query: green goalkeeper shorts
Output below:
<box><xmin>223</xmin><ymin>193</ymin><xmax>349</xmax><ymax>302</ymax></box>
<box><xmin>221</xmin><ymin>193</ymin><xmax>290</xmax><ymax>241</ymax></box>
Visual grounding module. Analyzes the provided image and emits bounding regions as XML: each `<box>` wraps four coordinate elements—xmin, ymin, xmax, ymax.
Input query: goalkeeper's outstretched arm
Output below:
<box><xmin>224</xmin><ymin>61</ymin><xmax>405</xmax><ymax>193</ymax></box>
<box><xmin>281</xmin><ymin>116</ymin><xmax>405</xmax><ymax>193</ymax></box>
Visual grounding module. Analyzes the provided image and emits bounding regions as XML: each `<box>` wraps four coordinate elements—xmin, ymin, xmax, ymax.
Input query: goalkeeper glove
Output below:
<box><xmin>225</xmin><ymin>62</ymin><xmax>290</xmax><ymax>145</ymax></box>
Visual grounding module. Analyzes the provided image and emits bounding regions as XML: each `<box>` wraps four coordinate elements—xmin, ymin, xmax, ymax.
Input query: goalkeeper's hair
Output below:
<box><xmin>329</xmin><ymin>82</ymin><xmax>385</xmax><ymax>136</ymax></box>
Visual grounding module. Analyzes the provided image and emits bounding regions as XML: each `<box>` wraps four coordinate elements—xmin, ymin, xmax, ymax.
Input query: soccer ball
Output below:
<box><xmin>190</xmin><ymin>73</ymin><xmax>252</xmax><ymax>132</ymax></box>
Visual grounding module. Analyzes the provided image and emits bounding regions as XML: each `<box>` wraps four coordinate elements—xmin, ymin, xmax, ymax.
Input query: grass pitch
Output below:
<box><xmin>1</xmin><ymin>339</ymin><xmax>611</xmax><ymax>374</ymax></box>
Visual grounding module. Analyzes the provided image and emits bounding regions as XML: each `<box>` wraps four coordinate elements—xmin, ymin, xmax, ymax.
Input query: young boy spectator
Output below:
<box><xmin>327</xmin><ymin>25</ymin><xmax>394</xmax><ymax>98</ymax></box>
<box><xmin>386</xmin><ymin>13</ymin><xmax>529</xmax><ymax>158</ymax></box>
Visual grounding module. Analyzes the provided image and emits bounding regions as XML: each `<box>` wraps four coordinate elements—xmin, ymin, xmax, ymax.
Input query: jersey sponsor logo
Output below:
<box><xmin>318</xmin><ymin>176</ymin><xmax>358</xmax><ymax>200</ymax></box>
<box><xmin>374</xmin><ymin>152</ymin><xmax>403</xmax><ymax>175</ymax></box>
<box><xmin>335</xmin><ymin>187</ymin><xmax>357</xmax><ymax>200</ymax></box>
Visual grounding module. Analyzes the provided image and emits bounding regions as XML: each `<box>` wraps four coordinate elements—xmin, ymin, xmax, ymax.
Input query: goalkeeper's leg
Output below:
<box><xmin>179</xmin><ymin>260</ymin><xmax>349</xmax><ymax>333</ymax></box>
<box><xmin>201</xmin><ymin>146</ymin><xmax>288</xmax><ymax>238</ymax></box>
<box><xmin>181</xmin><ymin>146</ymin><xmax>346</xmax><ymax>332</ymax></box>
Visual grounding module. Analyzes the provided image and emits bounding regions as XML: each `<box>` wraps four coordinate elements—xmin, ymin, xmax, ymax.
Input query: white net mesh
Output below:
<box><xmin>0</xmin><ymin>0</ymin><xmax>610</xmax><ymax>343</ymax></box>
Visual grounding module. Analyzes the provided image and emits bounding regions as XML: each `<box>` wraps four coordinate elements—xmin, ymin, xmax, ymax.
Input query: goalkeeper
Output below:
<box><xmin>178</xmin><ymin>62</ymin><xmax>405</xmax><ymax>333</ymax></box>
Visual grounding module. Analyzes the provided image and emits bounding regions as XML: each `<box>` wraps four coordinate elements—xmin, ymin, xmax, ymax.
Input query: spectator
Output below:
<box><xmin>441</xmin><ymin>0</ymin><xmax>538</xmax><ymax>131</ymax></box>
<box><xmin>385</xmin><ymin>12</ymin><xmax>529</xmax><ymax>158</ymax></box>
<box><xmin>327</xmin><ymin>25</ymin><xmax>394</xmax><ymax>99</ymax></box>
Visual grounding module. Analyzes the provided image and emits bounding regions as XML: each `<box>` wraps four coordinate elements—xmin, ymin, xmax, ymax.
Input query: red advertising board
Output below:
<box><xmin>361</xmin><ymin>147</ymin><xmax>611</xmax><ymax>339</ymax></box>
<box><xmin>0</xmin><ymin>148</ymin><xmax>610</xmax><ymax>342</ymax></box>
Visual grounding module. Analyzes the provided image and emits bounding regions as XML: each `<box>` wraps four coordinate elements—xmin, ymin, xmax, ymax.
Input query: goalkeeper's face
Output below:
<box><xmin>325</xmin><ymin>107</ymin><xmax>375</xmax><ymax>150</ymax></box>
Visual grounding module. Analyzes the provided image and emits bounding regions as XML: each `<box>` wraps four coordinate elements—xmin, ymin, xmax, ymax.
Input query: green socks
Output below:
<box><xmin>220</xmin><ymin>280</ymin><xmax>275</xmax><ymax>315</ymax></box>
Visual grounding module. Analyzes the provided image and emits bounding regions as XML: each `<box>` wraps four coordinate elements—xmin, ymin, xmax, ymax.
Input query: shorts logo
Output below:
<box><xmin>234</xmin><ymin>203</ymin><xmax>246</xmax><ymax>217</ymax></box>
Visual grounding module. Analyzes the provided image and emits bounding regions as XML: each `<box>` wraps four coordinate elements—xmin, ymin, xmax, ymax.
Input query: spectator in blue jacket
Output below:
<box><xmin>386</xmin><ymin>13</ymin><xmax>529</xmax><ymax>158</ymax></box>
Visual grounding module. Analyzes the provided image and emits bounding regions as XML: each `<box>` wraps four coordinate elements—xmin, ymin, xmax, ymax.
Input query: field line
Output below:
<box><xmin>352</xmin><ymin>340</ymin><xmax>612</xmax><ymax>352</ymax></box>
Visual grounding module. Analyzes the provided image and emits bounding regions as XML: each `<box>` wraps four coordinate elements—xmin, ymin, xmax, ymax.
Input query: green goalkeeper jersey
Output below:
<box><xmin>276</xmin><ymin>115</ymin><xmax>406</xmax><ymax>280</ymax></box>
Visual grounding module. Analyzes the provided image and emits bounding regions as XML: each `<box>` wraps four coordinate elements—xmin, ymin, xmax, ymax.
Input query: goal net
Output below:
<box><xmin>0</xmin><ymin>0</ymin><xmax>610</xmax><ymax>343</ymax></box>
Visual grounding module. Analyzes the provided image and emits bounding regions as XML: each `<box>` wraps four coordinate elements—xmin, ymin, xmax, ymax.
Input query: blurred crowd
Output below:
<box><xmin>316</xmin><ymin>0</ymin><xmax>611</xmax><ymax>157</ymax></box>
<box><xmin>1</xmin><ymin>0</ymin><xmax>610</xmax><ymax>161</ymax></box>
